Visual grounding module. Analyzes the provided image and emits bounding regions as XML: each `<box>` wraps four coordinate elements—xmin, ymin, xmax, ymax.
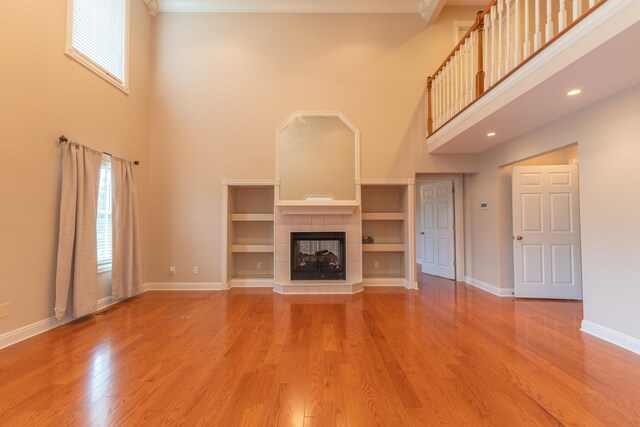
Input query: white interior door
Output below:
<box><xmin>512</xmin><ymin>165</ymin><xmax>582</xmax><ymax>299</ymax></box>
<box><xmin>421</xmin><ymin>182</ymin><xmax>455</xmax><ymax>280</ymax></box>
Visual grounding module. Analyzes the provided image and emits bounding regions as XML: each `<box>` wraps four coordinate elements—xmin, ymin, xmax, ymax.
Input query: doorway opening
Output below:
<box><xmin>416</xmin><ymin>174</ymin><xmax>464</xmax><ymax>282</ymax></box>
<box><xmin>507</xmin><ymin>144</ymin><xmax>582</xmax><ymax>300</ymax></box>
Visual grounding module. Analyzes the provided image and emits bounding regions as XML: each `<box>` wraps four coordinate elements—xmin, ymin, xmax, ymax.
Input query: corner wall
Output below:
<box><xmin>0</xmin><ymin>0</ymin><xmax>152</xmax><ymax>335</ymax></box>
<box><xmin>148</xmin><ymin>8</ymin><xmax>480</xmax><ymax>284</ymax></box>
<box><xmin>464</xmin><ymin>83</ymin><xmax>640</xmax><ymax>344</ymax></box>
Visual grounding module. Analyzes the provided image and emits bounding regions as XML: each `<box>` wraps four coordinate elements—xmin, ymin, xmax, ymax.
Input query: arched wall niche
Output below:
<box><xmin>275</xmin><ymin>112</ymin><xmax>361</xmax><ymax>214</ymax></box>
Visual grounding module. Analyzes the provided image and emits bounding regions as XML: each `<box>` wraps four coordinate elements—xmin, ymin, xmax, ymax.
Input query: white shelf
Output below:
<box><xmin>275</xmin><ymin>200</ymin><xmax>359</xmax><ymax>215</ymax></box>
<box><xmin>363</xmin><ymin>274</ymin><xmax>406</xmax><ymax>279</ymax></box>
<box><xmin>362</xmin><ymin>244</ymin><xmax>405</xmax><ymax>252</ymax></box>
<box><xmin>231</xmin><ymin>244</ymin><xmax>274</xmax><ymax>253</ymax></box>
<box><xmin>361</xmin><ymin>212</ymin><xmax>405</xmax><ymax>221</ymax></box>
<box><xmin>360</xmin><ymin>182</ymin><xmax>414</xmax><ymax>288</ymax></box>
<box><xmin>231</xmin><ymin>213</ymin><xmax>274</xmax><ymax>222</ymax></box>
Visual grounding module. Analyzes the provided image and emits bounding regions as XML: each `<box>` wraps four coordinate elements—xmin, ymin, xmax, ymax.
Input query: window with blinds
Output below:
<box><xmin>66</xmin><ymin>0</ymin><xmax>129</xmax><ymax>92</ymax></box>
<box><xmin>97</xmin><ymin>159</ymin><xmax>112</xmax><ymax>272</ymax></box>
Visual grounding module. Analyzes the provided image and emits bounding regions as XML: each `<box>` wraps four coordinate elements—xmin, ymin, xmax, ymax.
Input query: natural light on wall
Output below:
<box><xmin>66</xmin><ymin>0</ymin><xmax>129</xmax><ymax>92</ymax></box>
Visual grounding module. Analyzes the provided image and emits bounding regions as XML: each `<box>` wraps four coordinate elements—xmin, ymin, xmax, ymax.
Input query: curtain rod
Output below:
<box><xmin>58</xmin><ymin>135</ymin><xmax>140</xmax><ymax>165</ymax></box>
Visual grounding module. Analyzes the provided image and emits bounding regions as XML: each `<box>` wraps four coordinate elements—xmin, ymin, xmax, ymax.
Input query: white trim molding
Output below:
<box><xmin>362</xmin><ymin>278</ymin><xmax>409</xmax><ymax>288</ymax></box>
<box><xmin>143</xmin><ymin>282</ymin><xmax>223</xmax><ymax>291</ymax></box>
<box><xmin>273</xmin><ymin>282</ymin><xmax>364</xmax><ymax>295</ymax></box>
<box><xmin>228</xmin><ymin>278</ymin><xmax>274</xmax><ymax>288</ymax></box>
<box><xmin>581</xmin><ymin>320</ymin><xmax>640</xmax><ymax>356</ymax></box>
<box><xmin>143</xmin><ymin>0</ymin><xmax>159</xmax><ymax>16</ymax></box>
<box><xmin>419</xmin><ymin>0</ymin><xmax>447</xmax><ymax>25</ymax></box>
<box><xmin>0</xmin><ymin>315</ymin><xmax>74</xmax><ymax>350</ymax></box>
<box><xmin>465</xmin><ymin>276</ymin><xmax>514</xmax><ymax>297</ymax></box>
<box><xmin>158</xmin><ymin>0</ymin><xmax>419</xmax><ymax>13</ymax></box>
<box><xmin>96</xmin><ymin>295</ymin><xmax>125</xmax><ymax>311</ymax></box>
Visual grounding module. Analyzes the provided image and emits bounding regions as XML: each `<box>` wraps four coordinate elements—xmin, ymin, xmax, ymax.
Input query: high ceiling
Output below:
<box><xmin>155</xmin><ymin>0</ymin><xmax>486</xmax><ymax>21</ymax></box>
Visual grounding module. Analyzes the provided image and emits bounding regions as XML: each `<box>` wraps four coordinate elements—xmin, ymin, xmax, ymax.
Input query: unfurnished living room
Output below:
<box><xmin>2</xmin><ymin>0</ymin><xmax>640</xmax><ymax>425</ymax></box>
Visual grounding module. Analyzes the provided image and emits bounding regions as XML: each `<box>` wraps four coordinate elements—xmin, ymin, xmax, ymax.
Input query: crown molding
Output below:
<box><xmin>419</xmin><ymin>0</ymin><xmax>446</xmax><ymax>24</ymax></box>
<box><xmin>143</xmin><ymin>0</ymin><xmax>160</xmax><ymax>16</ymax></box>
<box><xmin>157</xmin><ymin>0</ymin><xmax>420</xmax><ymax>13</ymax></box>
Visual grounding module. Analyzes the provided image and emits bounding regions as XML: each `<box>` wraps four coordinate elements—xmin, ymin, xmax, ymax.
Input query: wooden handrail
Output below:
<box><xmin>430</xmin><ymin>0</ymin><xmax>497</xmax><ymax>79</ymax></box>
<box><xmin>427</xmin><ymin>0</ymin><xmax>609</xmax><ymax>137</ymax></box>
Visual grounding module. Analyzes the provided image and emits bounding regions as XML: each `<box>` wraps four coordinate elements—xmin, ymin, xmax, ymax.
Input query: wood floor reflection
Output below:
<box><xmin>1</xmin><ymin>274</ymin><xmax>640</xmax><ymax>425</ymax></box>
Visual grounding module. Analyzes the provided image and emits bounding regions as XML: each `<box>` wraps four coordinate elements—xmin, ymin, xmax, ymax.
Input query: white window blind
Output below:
<box><xmin>97</xmin><ymin>159</ymin><xmax>112</xmax><ymax>272</ymax></box>
<box><xmin>68</xmin><ymin>0</ymin><xmax>128</xmax><ymax>89</ymax></box>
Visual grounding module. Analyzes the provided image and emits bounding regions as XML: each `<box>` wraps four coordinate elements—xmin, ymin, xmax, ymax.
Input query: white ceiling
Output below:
<box><xmin>158</xmin><ymin>0</ymin><xmax>421</xmax><ymax>13</ymax></box>
<box><xmin>156</xmin><ymin>0</ymin><xmax>484</xmax><ymax>15</ymax></box>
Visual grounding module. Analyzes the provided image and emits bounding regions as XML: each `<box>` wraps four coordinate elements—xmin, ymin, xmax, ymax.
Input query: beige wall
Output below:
<box><xmin>464</xmin><ymin>83</ymin><xmax>640</xmax><ymax>341</ymax></box>
<box><xmin>0</xmin><ymin>0</ymin><xmax>152</xmax><ymax>334</ymax></box>
<box><xmin>148</xmin><ymin>8</ymin><xmax>479</xmax><ymax>283</ymax></box>
<box><xmin>465</xmin><ymin>142</ymin><xmax>580</xmax><ymax>289</ymax></box>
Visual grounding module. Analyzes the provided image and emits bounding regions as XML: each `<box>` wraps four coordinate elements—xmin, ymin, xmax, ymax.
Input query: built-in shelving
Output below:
<box><xmin>360</xmin><ymin>182</ymin><xmax>415</xmax><ymax>287</ymax></box>
<box><xmin>222</xmin><ymin>182</ymin><xmax>275</xmax><ymax>288</ymax></box>
<box><xmin>361</xmin><ymin>213</ymin><xmax>405</xmax><ymax>221</ymax></box>
<box><xmin>231</xmin><ymin>244</ymin><xmax>274</xmax><ymax>253</ymax></box>
<box><xmin>231</xmin><ymin>213</ymin><xmax>274</xmax><ymax>222</ymax></box>
<box><xmin>362</xmin><ymin>244</ymin><xmax>405</xmax><ymax>252</ymax></box>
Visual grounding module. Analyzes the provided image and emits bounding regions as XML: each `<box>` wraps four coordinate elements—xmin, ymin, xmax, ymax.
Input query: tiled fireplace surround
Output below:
<box><xmin>273</xmin><ymin>208</ymin><xmax>363</xmax><ymax>294</ymax></box>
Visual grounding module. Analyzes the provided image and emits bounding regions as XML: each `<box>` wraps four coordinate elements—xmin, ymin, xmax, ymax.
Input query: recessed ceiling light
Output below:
<box><xmin>487</xmin><ymin>132</ymin><xmax>496</xmax><ymax>137</ymax></box>
<box><xmin>567</xmin><ymin>89</ymin><xmax>582</xmax><ymax>96</ymax></box>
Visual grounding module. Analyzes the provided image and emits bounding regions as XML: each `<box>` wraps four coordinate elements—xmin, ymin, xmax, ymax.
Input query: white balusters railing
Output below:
<box><xmin>427</xmin><ymin>0</ymin><xmax>607</xmax><ymax>135</ymax></box>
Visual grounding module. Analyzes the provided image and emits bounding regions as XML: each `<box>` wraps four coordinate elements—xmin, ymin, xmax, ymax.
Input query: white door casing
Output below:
<box><xmin>512</xmin><ymin>165</ymin><xmax>582</xmax><ymax>299</ymax></box>
<box><xmin>421</xmin><ymin>182</ymin><xmax>455</xmax><ymax>280</ymax></box>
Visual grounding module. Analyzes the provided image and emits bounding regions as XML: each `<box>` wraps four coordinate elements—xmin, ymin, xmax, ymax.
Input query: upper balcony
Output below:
<box><xmin>426</xmin><ymin>0</ymin><xmax>640</xmax><ymax>153</ymax></box>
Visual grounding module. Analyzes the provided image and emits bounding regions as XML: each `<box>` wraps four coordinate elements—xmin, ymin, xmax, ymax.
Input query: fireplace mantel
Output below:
<box><xmin>221</xmin><ymin>180</ymin><xmax>416</xmax><ymax>294</ymax></box>
<box><xmin>275</xmin><ymin>200</ymin><xmax>359</xmax><ymax>215</ymax></box>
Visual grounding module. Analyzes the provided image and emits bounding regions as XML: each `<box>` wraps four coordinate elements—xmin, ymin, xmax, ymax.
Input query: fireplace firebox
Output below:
<box><xmin>290</xmin><ymin>232</ymin><xmax>346</xmax><ymax>280</ymax></box>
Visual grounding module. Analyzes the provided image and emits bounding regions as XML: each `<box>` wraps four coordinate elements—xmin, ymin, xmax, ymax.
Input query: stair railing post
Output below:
<box><xmin>427</xmin><ymin>77</ymin><xmax>433</xmax><ymax>136</ymax></box>
<box><xmin>475</xmin><ymin>10</ymin><xmax>485</xmax><ymax>98</ymax></box>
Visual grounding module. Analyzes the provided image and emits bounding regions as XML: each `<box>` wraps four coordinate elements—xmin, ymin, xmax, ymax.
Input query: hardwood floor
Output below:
<box><xmin>1</xmin><ymin>275</ymin><xmax>640</xmax><ymax>426</ymax></box>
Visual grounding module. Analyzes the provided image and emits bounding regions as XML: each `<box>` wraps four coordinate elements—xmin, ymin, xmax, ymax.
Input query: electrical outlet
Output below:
<box><xmin>169</xmin><ymin>266</ymin><xmax>176</xmax><ymax>275</ymax></box>
<box><xmin>193</xmin><ymin>266</ymin><xmax>198</xmax><ymax>274</ymax></box>
<box><xmin>256</xmin><ymin>262</ymin><xmax>262</xmax><ymax>270</ymax></box>
<box><xmin>0</xmin><ymin>303</ymin><xmax>8</xmax><ymax>319</ymax></box>
<box><xmin>374</xmin><ymin>261</ymin><xmax>379</xmax><ymax>269</ymax></box>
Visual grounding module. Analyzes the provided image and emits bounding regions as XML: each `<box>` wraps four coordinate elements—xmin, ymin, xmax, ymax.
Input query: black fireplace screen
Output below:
<box><xmin>290</xmin><ymin>232</ymin><xmax>346</xmax><ymax>280</ymax></box>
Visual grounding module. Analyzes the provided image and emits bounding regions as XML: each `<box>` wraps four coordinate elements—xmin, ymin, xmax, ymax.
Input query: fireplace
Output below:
<box><xmin>290</xmin><ymin>232</ymin><xmax>346</xmax><ymax>280</ymax></box>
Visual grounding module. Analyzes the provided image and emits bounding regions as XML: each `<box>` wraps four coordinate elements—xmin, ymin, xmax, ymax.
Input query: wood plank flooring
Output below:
<box><xmin>1</xmin><ymin>274</ymin><xmax>640</xmax><ymax>426</ymax></box>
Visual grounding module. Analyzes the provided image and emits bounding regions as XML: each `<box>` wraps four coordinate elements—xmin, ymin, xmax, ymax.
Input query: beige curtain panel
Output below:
<box><xmin>111</xmin><ymin>157</ymin><xmax>142</xmax><ymax>299</ymax></box>
<box><xmin>54</xmin><ymin>143</ymin><xmax>103</xmax><ymax>321</ymax></box>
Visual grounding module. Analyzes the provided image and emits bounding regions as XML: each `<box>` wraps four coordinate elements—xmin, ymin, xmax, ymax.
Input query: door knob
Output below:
<box><xmin>420</xmin><ymin>232</ymin><xmax>425</xmax><ymax>235</ymax></box>
<box><xmin>516</xmin><ymin>235</ymin><xmax>523</xmax><ymax>240</ymax></box>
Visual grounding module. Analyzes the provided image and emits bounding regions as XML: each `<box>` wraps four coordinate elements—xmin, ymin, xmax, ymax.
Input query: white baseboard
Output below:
<box><xmin>0</xmin><ymin>315</ymin><xmax>74</xmax><ymax>350</ymax></box>
<box><xmin>465</xmin><ymin>276</ymin><xmax>514</xmax><ymax>297</ymax></box>
<box><xmin>581</xmin><ymin>320</ymin><xmax>640</xmax><ymax>355</ymax></box>
<box><xmin>96</xmin><ymin>295</ymin><xmax>125</xmax><ymax>311</ymax></box>
<box><xmin>273</xmin><ymin>282</ymin><xmax>364</xmax><ymax>295</ymax></box>
<box><xmin>143</xmin><ymin>282</ymin><xmax>222</xmax><ymax>291</ymax></box>
<box><xmin>227</xmin><ymin>278</ymin><xmax>274</xmax><ymax>288</ymax></box>
<box><xmin>362</xmin><ymin>278</ymin><xmax>409</xmax><ymax>288</ymax></box>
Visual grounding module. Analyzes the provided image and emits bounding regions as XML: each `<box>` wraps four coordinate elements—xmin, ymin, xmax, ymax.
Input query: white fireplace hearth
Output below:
<box><xmin>273</xmin><ymin>208</ymin><xmax>363</xmax><ymax>294</ymax></box>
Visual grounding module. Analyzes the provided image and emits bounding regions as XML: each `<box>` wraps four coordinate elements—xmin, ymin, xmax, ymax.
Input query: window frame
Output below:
<box><xmin>65</xmin><ymin>0</ymin><xmax>131</xmax><ymax>94</ymax></box>
<box><xmin>97</xmin><ymin>157</ymin><xmax>113</xmax><ymax>273</ymax></box>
